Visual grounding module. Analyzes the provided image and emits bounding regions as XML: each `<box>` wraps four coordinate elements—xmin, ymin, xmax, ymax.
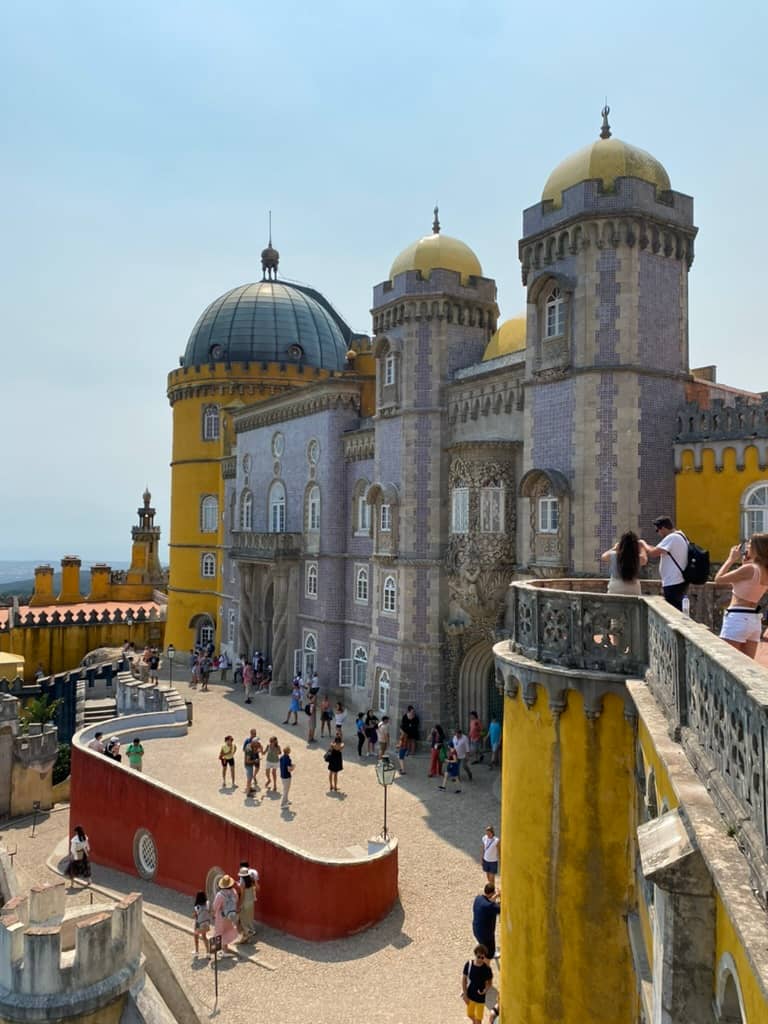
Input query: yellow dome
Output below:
<box><xmin>483</xmin><ymin>316</ymin><xmax>526</xmax><ymax>361</ymax></box>
<box><xmin>390</xmin><ymin>209</ymin><xmax>482</xmax><ymax>283</ymax></box>
<box><xmin>542</xmin><ymin>110</ymin><xmax>670</xmax><ymax>208</ymax></box>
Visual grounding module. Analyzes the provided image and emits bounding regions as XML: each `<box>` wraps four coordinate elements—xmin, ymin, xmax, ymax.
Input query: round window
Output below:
<box><xmin>133</xmin><ymin>828</ymin><xmax>158</xmax><ymax>880</ymax></box>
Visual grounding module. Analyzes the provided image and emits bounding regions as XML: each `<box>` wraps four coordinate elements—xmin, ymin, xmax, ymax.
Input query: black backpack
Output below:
<box><xmin>669</xmin><ymin>531</ymin><xmax>710</xmax><ymax>585</ymax></box>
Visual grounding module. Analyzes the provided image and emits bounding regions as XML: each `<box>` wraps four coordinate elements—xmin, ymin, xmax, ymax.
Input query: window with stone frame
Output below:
<box><xmin>742</xmin><ymin>481</ymin><xmax>768</xmax><ymax>537</ymax></box>
<box><xmin>352</xmin><ymin>645</ymin><xmax>368</xmax><ymax>690</ymax></box>
<box><xmin>538</xmin><ymin>495</ymin><xmax>560</xmax><ymax>534</ymax></box>
<box><xmin>384</xmin><ymin>353</ymin><xmax>396</xmax><ymax>387</ymax></box>
<box><xmin>383</xmin><ymin>574</ymin><xmax>397</xmax><ymax>613</ymax></box>
<box><xmin>269</xmin><ymin>480</ymin><xmax>286</xmax><ymax>533</ymax></box>
<box><xmin>380</xmin><ymin>504</ymin><xmax>392</xmax><ymax>533</ymax></box>
<box><xmin>355</xmin><ymin>564</ymin><xmax>369</xmax><ymax>604</ymax></box>
<box><xmin>480</xmin><ymin>486</ymin><xmax>505</xmax><ymax>533</ymax></box>
<box><xmin>307</xmin><ymin>485</ymin><xmax>321</xmax><ymax>532</ymax></box>
<box><xmin>202</xmin><ymin>404</ymin><xmax>220</xmax><ymax>441</ymax></box>
<box><xmin>303</xmin><ymin>630</ymin><xmax>317</xmax><ymax>678</ymax></box>
<box><xmin>451</xmin><ymin>486</ymin><xmax>469</xmax><ymax>534</ymax></box>
<box><xmin>201</xmin><ymin>552</ymin><xmax>216</xmax><ymax>578</ymax></box>
<box><xmin>544</xmin><ymin>286</ymin><xmax>566</xmax><ymax>338</ymax></box>
<box><xmin>240</xmin><ymin>490</ymin><xmax>253</xmax><ymax>531</ymax></box>
<box><xmin>200</xmin><ymin>495</ymin><xmax>219</xmax><ymax>534</ymax></box>
<box><xmin>227</xmin><ymin>608</ymin><xmax>236</xmax><ymax>643</ymax></box>
<box><xmin>305</xmin><ymin>561</ymin><xmax>318</xmax><ymax>599</ymax></box>
<box><xmin>377</xmin><ymin>670</ymin><xmax>391</xmax><ymax>714</ymax></box>
<box><xmin>358</xmin><ymin>495</ymin><xmax>371</xmax><ymax>534</ymax></box>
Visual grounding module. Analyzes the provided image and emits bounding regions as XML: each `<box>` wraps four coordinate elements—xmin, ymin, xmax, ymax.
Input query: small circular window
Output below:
<box><xmin>272</xmin><ymin>432</ymin><xmax>285</xmax><ymax>458</ymax></box>
<box><xmin>133</xmin><ymin>828</ymin><xmax>158</xmax><ymax>880</ymax></box>
<box><xmin>308</xmin><ymin>439</ymin><xmax>320</xmax><ymax>465</ymax></box>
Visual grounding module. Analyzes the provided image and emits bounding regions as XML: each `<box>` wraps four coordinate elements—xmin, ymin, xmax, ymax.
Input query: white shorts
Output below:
<box><xmin>720</xmin><ymin>609</ymin><xmax>763</xmax><ymax>644</ymax></box>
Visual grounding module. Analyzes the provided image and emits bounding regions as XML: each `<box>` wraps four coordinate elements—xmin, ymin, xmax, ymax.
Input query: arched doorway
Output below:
<box><xmin>456</xmin><ymin>641</ymin><xmax>502</xmax><ymax>732</ymax></box>
<box><xmin>189</xmin><ymin>614</ymin><xmax>215</xmax><ymax>650</ymax></box>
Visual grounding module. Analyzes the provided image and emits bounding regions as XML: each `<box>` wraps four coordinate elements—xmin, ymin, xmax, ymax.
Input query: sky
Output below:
<box><xmin>2</xmin><ymin>0</ymin><xmax>767</xmax><ymax>560</ymax></box>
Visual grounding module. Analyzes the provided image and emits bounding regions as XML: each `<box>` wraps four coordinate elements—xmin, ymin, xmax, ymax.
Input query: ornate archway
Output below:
<box><xmin>456</xmin><ymin>641</ymin><xmax>501</xmax><ymax>732</ymax></box>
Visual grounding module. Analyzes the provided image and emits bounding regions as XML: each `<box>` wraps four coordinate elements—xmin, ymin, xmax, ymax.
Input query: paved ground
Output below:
<box><xmin>1</xmin><ymin>669</ymin><xmax>503</xmax><ymax>1024</ymax></box>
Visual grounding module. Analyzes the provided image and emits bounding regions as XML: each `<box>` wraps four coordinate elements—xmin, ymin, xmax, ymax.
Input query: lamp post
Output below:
<box><xmin>167</xmin><ymin>644</ymin><xmax>175</xmax><ymax>689</ymax></box>
<box><xmin>375</xmin><ymin>754</ymin><xmax>397</xmax><ymax>841</ymax></box>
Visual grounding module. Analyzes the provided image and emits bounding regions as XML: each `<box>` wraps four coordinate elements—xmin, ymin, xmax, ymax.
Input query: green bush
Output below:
<box><xmin>53</xmin><ymin>743</ymin><xmax>71</xmax><ymax>785</ymax></box>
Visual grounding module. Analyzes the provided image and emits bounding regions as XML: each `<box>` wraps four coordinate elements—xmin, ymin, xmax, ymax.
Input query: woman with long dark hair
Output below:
<box><xmin>601</xmin><ymin>531</ymin><xmax>647</xmax><ymax>595</ymax></box>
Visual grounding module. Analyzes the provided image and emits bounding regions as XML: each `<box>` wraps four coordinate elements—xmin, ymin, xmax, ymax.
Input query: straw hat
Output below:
<box><xmin>217</xmin><ymin>874</ymin><xmax>235</xmax><ymax>889</ymax></box>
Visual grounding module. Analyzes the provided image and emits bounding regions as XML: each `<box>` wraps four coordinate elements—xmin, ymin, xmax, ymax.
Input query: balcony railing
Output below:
<box><xmin>230</xmin><ymin>530</ymin><xmax>302</xmax><ymax>561</ymax></box>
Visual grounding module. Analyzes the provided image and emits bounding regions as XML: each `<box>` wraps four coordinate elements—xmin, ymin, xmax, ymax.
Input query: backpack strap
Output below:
<box><xmin>665</xmin><ymin>531</ymin><xmax>687</xmax><ymax>575</ymax></box>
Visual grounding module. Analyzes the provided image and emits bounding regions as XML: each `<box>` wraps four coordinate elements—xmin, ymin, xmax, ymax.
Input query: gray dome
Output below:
<box><xmin>183</xmin><ymin>280</ymin><xmax>351</xmax><ymax>370</ymax></box>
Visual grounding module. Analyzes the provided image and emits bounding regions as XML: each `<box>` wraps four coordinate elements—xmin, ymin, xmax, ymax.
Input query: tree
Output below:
<box><xmin>19</xmin><ymin>694</ymin><xmax>62</xmax><ymax>732</ymax></box>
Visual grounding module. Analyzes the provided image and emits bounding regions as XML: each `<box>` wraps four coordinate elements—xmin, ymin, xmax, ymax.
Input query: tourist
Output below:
<box><xmin>468</xmin><ymin>711</ymin><xmax>484</xmax><ymax>764</ymax></box>
<box><xmin>139</xmin><ymin>647</ymin><xmax>151</xmax><ymax>683</ymax></box>
<box><xmin>243</xmin><ymin>662</ymin><xmax>255</xmax><ymax>703</ymax></box>
<box><xmin>219</xmin><ymin>735</ymin><xmax>236</xmax><ymax>787</ymax></box>
<box><xmin>355</xmin><ymin>711</ymin><xmax>366</xmax><ymax>758</ymax></box>
<box><xmin>306</xmin><ymin>692</ymin><xmax>317</xmax><ymax>743</ymax></box>
<box><xmin>192</xmin><ymin>890</ymin><xmax>211</xmax><ymax>957</ymax></box>
<box><xmin>461</xmin><ymin>944</ymin><xmax>494</xmax><ymax>1022</ymax></box>
<box><xmin>67</xmin><ymin>825</ymin><xmax>91</xmax><ymax>882</ymax></box>
<box><xmin>319</xmin><ymin>694</ymin><xmax>333</xmax><ymax>738</ymax></box>
<box><xmin>334</xmin><ymin>701</ymin><xmax>347</xmax><ymax>738</ymax></box>
<box><xmin>282</xmin><ymin>680</ymin><xmax>302</xmax><ymax>726</ymax></box>
<box><xmin>104</xmin><ymin>735</ymin><xmax>122</xmax><ymax>762</ymax></box>
<box><xmin>400</xmin><ymin>705</ymin><xmax>420</xmax><ymax>755</ymax></box>
<box><xmin>325</xmin><ymin>735</ymin><xmax>344</xmax><ymax>792</ymax></box>
<box><xmin>714</xmin><ymin>533</ymin><xmax>768</xmax><ymax>659</ymax></box>
<box><xmin>309</xmin><ymin>671</ymin><xmax>320</xmax><ymax>696</ymax></box>
<box><xmin>189</xmin><ymin>653</ymin><xmax>200</xmax><ymax>689</ymax></box>
<box><xmin>219</xmin><ymin>650</ymin><xmax>230</xmax><ymax>683</ymax></box>
<box><xmin>212</xmin><ymin>875</ymin><xmax>239</xmax><ymax>955</ymax></box>
<box><xmin>439</xmin><ymin>746</ymin><xmax>461</xmax><ymax>793</ymax></box>
<box><xmin>199</xmin><ymin>653</ymin><xmax>212</xmax><ymax>691</ymax></box>
<box><xmin>244</xmin><ymin>736</ymin><xmax>262</xmax><ymax>796</ymax></box>
<box><xmin>148</xmin><ymin>648</ymin><xmax>160</xmax><ymax>685</ymax></box>
<box><xmin>88</xmin><ymin>731</ymin><xmax>105</xmax><ymax>753</ymax></box>
<box><xmin>428</xmin><ymin>723</ymin><xmax>446</xmax><ymax>777</ymax></box>
<box><xmin>377</xmin><ymin>715</ymin><xmax>391</xmax><ymax>758</ymax></box>
<box><xmin>364</xmin><ymin>709</ymin><xmax>379</xmax><ymax>756</ymax></box>
<box><xmin>236</xmin><ymin>863</ymin><xmax>259</xmax><ymax>942</ymax></box>
<box><xmin>396</xmin><ymin>729</ymin><xmax>409</xmax><ymax>775</ymax></box>
<box><xmin>279</xmin><ymin>745</ymin><xmax>295</xmax><ymax>807</ymax></box>
<box><xmin>34</xmin><ymin>662</ymin><xmax>45</xmax><ymax>682</ymax></box>
<box><xmin>452</xmin><ymin>727</ymin><xmax>473</xmax><ymax>782</ymax></box>
<box><xmin>264</xmin><ymin>736</ymin><xmax>281</xmax><ymax>791</ymax></box>
<box><xmin>601</xmin><ymin>530</ymin><xmax>647</xmax><ymax>594</ymax></box>
<box><xmin>481</xmin><ymin>826</ymin><xmax>499</xmax><ymax>885</ymax></box>
<box><xmin>126</xmin><ymin>737</ymin><xmax>144</xmax><ymax>772</ymax></box>
<box><xmin>641</xmin><ymin>516</ymin><xmax>690</xmax><ymax>610</ymax></box>
<box><xmin>472</xmin><ymin>884</ymin><xmax>501</xmax><ymax>960</ymax></box>
<box><xmin>487</xmin><ymin>716</ymin><xmax>502</xmax><ymax>769</ymax></box>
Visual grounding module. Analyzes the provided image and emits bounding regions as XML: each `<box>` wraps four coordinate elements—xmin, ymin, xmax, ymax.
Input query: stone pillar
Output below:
<box><xmin>638</xmin><ymin>809</ymin><xmax>715</xmax><ymax>1024</ymax></box>
<box><xmin>57</xmin><ymin>556</ymin><xmax>82</xmax><ymax>604</ymax></box>
<box><xmin>270</xmin><ymin>564</ymin><xmax>292</xmax><ymax>693</ymax></box>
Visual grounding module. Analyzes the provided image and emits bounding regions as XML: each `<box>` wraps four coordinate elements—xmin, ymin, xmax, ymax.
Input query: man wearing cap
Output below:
<box><xmin>642</xmin><ymin>515</ymin><xmax>689</xmax><ymax>610</ymax></box>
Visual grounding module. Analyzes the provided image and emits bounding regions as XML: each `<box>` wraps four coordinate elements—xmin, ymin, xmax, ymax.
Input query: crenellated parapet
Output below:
<box><xmin>674</xmin><ymin>394</ymin><xmax>768</xmax><ymax>471</ymax></box>
<box><xmin>13</xmin><ymin>721</ymin><xmax>58</xmax><ymax>770</ymax></box>
<box><xmin>0</xmin><ymin>604</ymin><xmax>165</xmax><ymax>633</ymax></box>
<box><xmin>0</xmin><ymin>883</ymin><xmax>143</xmax><ymax>1021</ymax></box>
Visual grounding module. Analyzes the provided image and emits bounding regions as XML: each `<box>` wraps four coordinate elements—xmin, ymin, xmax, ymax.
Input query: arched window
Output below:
<box><xmin>538</xmin><ymin>496</ymin><xmax>560</xmax><ymax>534</ymax></box>
<box><xmin>197</xmin><ymin>616</ymin><xmax>215</xmax><ymax>647</ymax></box>
<box><xmin>378</xmin><ymin>669</ymin><xmax>390</xmax><ymax>714</ymax></box>
<box><xmin>353</xmin><ymin>479</ymin><xmax>371</xmax><ymax>535</ymax></box>
<box><xmin>200</xmin><ymin>495</ymin><xmax>219</xmax><ymax>533</ymax></box>
<box><xmin>229</xmin><ymin>489</ymin><xmax>237</xmax><ymax>530</ymax></box>
<box><xmin>452</xmin><ymin>486</ymin><xmax>469</xmax><ymax>534</ymax></box>
<box><xmin>201</xmin><ymin>552</ymin><xmax>216</xmax><ymax>578</ymax></box>
<box><xmin>269</xmin><ymin>481</ymin><xmax>286</xmax><ymax>533</ymax></box>
<box><xmin>353</xmin><ymin>645</ymin><xmax>368</xmax><ymax>690</ymax></box>
<box><xmin>303</xmin><ymin>631</ymin><xmax>317</xmax><ymax>678</ymax></box>
<box><xmin>380</xmin><ymin>504</ymin><xmax>392</xmax><ymax>533</ymax></box>
<box><xmin>306</xmin><ymin>562</ymin><xmax>318</xmax><ymax>598</ymax></box>
<box><xmin>202</xmin><ymin>404</ymin><xmax>220</xmax><ymax>441</ymax></box>
<box><xmin>384</xmin><ymin>353</ymin><xmax>395</xmax><ymax>386</ymax></box>
<box><xmin>545</xmin><ymin>286</ymin><xmax>566</xmax><ymax>338</ymax></box>
<box><xmin>240</xmin><ymin>490</ymin><xmax>253</xmax><ymax>531</ymax></box>
<box><xmin>383</xmin><ymin>574</ymin><xmax>397</xmax><ymax>613</ymax></box>
<box><xmin>355</xmin><ymin>565</ymin><xmax>369</xmax><ymax>604</ymax></box>
<box><xmin>742</xmin><ymin>481</ymin><xmax>768</xmax><ymax>537</ymax></box>
<box><xmin>308</xmin><ymin>485</ymin><xmax>321</xmax><ymax>532</ymax></box>
<box><xmin>480</xmin><ymin>486</ymin><xmax>505</xmax><ymax>533</ymax></box>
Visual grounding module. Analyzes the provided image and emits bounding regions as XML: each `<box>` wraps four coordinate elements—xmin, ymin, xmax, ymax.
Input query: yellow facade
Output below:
<box><xmin>677</xmin><ymin>444</ymin><xmax>766</xmax><ymax>562</ymax></box>
<box><xmin>500</xmin><ymin>685</ymin><xmax>636</xmax><ymax>1023</ymax></box>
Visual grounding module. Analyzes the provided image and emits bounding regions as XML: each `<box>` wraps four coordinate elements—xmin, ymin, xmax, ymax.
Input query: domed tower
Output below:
<box><xmin>165</xmin><ymin>245</ymin><xmax>354</xmax><ymax>651</ymax></box>
<box><xmin>368</xmin><ymin>210</ymin><xmax>499</xmax><ymax>723</ymax></box>
<box><xmin>518</xmin><ymin>109</ymin><xmax>697</xmax><ymax>573</ymax></box>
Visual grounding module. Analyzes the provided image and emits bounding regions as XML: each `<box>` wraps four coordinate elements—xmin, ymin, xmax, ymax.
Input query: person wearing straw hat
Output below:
<box><xmin>212</xmin><ymin>874</ymin><xmax>239</xmax><ymax>954</ymax></box>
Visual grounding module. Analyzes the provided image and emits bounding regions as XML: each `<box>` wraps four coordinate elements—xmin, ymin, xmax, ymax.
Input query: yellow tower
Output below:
<box><xmin>165</xmin><ymin>239</ymin><xmax>364</xmax><ymax>652</ymax></box>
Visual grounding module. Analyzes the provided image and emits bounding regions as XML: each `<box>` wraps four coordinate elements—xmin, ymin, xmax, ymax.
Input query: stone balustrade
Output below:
<box><xmin>230</xmin><ymin>530</ymin><xmax>303</xmax><ymax>561</ymax></box>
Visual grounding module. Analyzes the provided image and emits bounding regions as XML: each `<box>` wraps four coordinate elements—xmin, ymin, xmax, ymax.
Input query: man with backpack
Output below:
<box><xmin>642</xmin><ymin>516</ymin><xmax>690</xmax><ymax>610</ymax></box>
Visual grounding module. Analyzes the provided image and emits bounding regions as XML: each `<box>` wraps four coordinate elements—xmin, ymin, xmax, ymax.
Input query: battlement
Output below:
<box><xmin>0</xmin><ymin>883</ymin><xmax>142</xmax><ymax>1017</ymax></box>
<box><xmin>675</xmin><ymin>393</ymin><xmax>768</xmax><ymax>442</ymax></box>
<box><xmin>13</xmin><ymin>720</ymin><xmax>59</xmax><ymax>768</ymax></box>
<box><xmin>0</xmin><ymin>603</ymin><xmax>165</xmax><ymax>633</ymax></box>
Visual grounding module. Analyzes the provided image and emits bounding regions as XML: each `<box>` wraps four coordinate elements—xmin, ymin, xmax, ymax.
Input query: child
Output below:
<box><xmin>193</xmin><ymin>890</ymin><xmax>211</xmax><ymax>956</ymax></box>
<box><xmin>396</xmin><ymin>729</ymin><xmax>409</xmax><ymax>774</ymax></box>
<box><xmin>439</xmin><ymin>746</ymin><xmax>461</xmax><ymax>793</ymax></box>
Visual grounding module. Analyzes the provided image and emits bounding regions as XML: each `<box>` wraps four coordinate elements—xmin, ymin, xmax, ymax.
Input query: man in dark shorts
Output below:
<box><xmin>472</xmin><ymin>883</ymin><xmax>501</xmax><ymax>959</ymax></box>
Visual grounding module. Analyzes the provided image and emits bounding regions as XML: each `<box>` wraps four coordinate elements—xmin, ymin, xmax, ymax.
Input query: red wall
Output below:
<box><xmin>70</xmin><ymin>746</ymin><xmax>398</xmax><ymax>940</ymax></box>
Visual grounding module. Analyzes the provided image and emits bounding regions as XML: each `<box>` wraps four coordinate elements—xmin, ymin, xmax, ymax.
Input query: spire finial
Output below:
<box><xmin>600</xmin><ymin>102</ymin><xmax>611</xmax><ymax>140</ymax></box>
<box><xmin>261</xmin><ymin>211</ymin><xmax>280</xmax><ymax>281</ymax></box>
<box><xmin>432</xmin><ymin>204</ymin><xmax>440</xmax><ymax>234</ymax></box>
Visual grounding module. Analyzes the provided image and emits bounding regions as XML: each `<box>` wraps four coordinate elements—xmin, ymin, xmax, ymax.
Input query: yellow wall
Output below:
<box><xmin>500</xmin><ymin>685</ymin><xmax>635</xmax><ymax>1023</ymax></box>
<box><xmin>0</xmin><ymin>995</ymin><xmax>126</xmax><ymax>1024</ymax></box>
<box><xmin>716</xmin><ymin>896</ymin><xmax>767</xmax><ymax>1024</ymax></box>
<box><xmin>10</xmin><ymin>760</ymin><xmax>54</xmax><ymax>816</ymax></box>
<box><xmin>677</xmin><ymin>445</ymin><xmax>767</xmax><ymax>562</ymax></box>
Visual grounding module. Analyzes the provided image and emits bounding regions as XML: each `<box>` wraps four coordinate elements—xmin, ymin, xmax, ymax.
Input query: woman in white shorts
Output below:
<box><xmin>714</xmin><ymin>533</ymin><xmax>768</xmax><ymax>659</ymax></box>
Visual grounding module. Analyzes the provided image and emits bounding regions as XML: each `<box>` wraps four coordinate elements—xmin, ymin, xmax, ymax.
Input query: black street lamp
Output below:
<box><xmin>375</xmin><ymin>755</ymin><xmax>397</xmax><ymax>841</ymax></box>
<box><xmin>167</xmin><ymin>644</ymin><xmax>175</xmax><ymax>688</ymax></box>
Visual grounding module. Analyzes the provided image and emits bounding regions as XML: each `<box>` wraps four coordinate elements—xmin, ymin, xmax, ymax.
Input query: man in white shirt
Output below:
<box><xmin>642</xmin><ymin>515</ymin><xmax>689</xmax><ymax>610</ymax></box>
<box><xmin>452</xmin><ymin>728</ymin><xmax>473</xmax><ymax>782</ymax></box>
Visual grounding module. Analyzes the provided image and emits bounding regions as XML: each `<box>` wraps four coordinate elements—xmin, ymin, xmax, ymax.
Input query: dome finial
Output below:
<box><xmin>432</xmin><ymin>204</ymin><xmax>440</xmax><ymax>235</ymax></box>
<box><xmin>600</xmin><ymin>102</ymin><xmax>611</xmax><ymax>140</ymax></box>
<box><xmin>261</xmin><ymin>210</ymin><xmax>280</xmax><ymax>281</ymax></box>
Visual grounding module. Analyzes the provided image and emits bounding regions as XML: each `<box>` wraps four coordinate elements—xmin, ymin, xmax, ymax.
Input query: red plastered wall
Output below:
<box><xmin>70</xmin><ymin>746</ymin><xmax>398</xmax><ymax>940</ymax></box>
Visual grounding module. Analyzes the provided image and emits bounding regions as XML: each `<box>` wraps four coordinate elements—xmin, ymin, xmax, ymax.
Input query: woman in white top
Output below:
<box><xmin>714</xmin><ymin>533</ymin><xmax>768</xmax><ymax>659</ymax></box>
<box><xmin>68</xmin><ymin>825</ymin><xmax>91</xmax><ymax>882</ymax></box>
<box><xmin>481</xmin><ymin>825</ymin><xmax>500</xmax><ymax>885</ymax></box>
<box><xmin>601</xmin><ymin>531</ymin><xmax>647</xmax><ymax>596</ymax></box>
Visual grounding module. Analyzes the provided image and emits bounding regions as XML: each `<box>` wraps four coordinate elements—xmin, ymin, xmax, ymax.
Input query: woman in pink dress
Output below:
<box><xmin>212</xmin><ymin>874</ymin><xmax>239</xmax><ymax>954</ymax></box>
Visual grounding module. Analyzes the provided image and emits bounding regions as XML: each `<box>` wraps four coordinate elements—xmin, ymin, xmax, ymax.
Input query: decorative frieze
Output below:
<box><xmin>343</xmin><ymin>430</ymin><xmax>375</xmax><ymax>462</ymax></box>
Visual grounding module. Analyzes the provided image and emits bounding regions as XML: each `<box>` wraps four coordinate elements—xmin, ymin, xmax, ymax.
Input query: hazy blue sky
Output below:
<box><xmin>2</xmin><ymin>0</ymin><xmax>766</xmax><ymax>559</ymax></box>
